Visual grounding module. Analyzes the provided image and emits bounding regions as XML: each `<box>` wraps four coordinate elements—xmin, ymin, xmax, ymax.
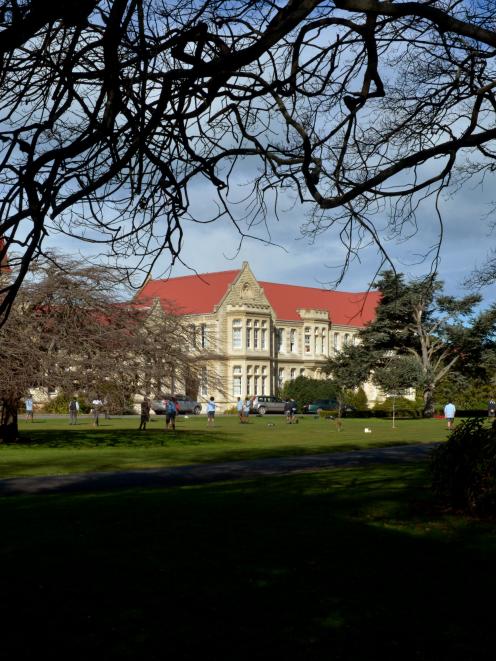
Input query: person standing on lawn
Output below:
<box><xmin>243</xmin><ymin>396</ymin><xmax>251</xmax><ymax>421</ymax></box>
<box><xmin>165</xmin><ymin>397</ymin><xmax>177</xmax><ymax>431</ymax></box>
<box><xmin>139</xmin><ymin>397</ymin><xmax>151</xmax><ymax>430</ymax></box>
<box><xmin>236</xmin><ymin>396</ymin><xmax>244</xmax><ymax>423</ymax></box>
<box><xmin>69</xmin><ymin>397</ymin><xmax>79</xmax><ymax>425</ymax></box>
<box><xmin>290</xmin><ymin>398</ymin><xmax>298</xmax><ymax>424</ymax></box>
<box><xmin>207</xmin><ymin>396</ymin><xmax>216</xmax><ymax>426</ymax></box>
<box><xmin>284</xmin><ymin>399</ymin><xmax>292</xmax><ymax>423</ymax></box>
<box><xmin>444</xmin><ymin>401</ymin><xmax>456</xmax><ymax>430</ymax></box>
<box><xmin>91</xmin><ymin>396</ymin><xmax>103</xmax><ymax>427</ymax></box>
<box><xmin>24</xmin><ymin>395</ymin><xmax>34</xmax><ymax>421</ymax></box>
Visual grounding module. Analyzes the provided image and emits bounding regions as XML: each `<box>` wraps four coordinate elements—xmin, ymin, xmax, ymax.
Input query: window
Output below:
<box><xmin>246</xmin><ymin>319</ymin><xmax>252</xmax><ymax>349</ymax></box>
<box><xmin>278</xmin><ymin>368</ymin><xmax>284</xmax><ymax>388</ymax></box>
<box><xmin>200</xmin><ymin>367</ymin><xmax>208</xmax><ymax>396</ymax></box>
<box><xmin>344</xmin><ymin>333</ymin><xmax>350</xmax><ymax>346</ymax></box>
<box><xmin>189</xmin><ymin>324</ymin><xmax>196</xmax><ymax>349</ymax></box>
<box><xmin>334</xmin><ymin>332</ymin><xmax>339</xmax><ymax>351</ymax></box>
<box><xmin>304</xmin><ymin>327</ymin><xmax>311</xmax><ymax>353</ymax></box>
<box><xmin>261</xmin><ymin>321</ymin><xmax>267</xmax><ymax>350</ymax></box>
<box><xmin>200</xmin><ymin>324</ymin><xmax>208</xmax><ymax>349</ymax></box>
<box><xmin>290</xmin><ymin>329</ymin><xmax>296</xmax><ymax>352</ymax></box>
<box><xmin>254</xmin><ymin>375</ymin><xmax>259</xmax><ymax>394</ymax></box>
<box><xmin>253</xmin><ymin>320</ymin><xmax>259</xmax><ymax>349</ymax></box>
<box><xmin>290</xmin><ymin>368</ymin><xmax>296</xmax><ymax>380</ymax></box>
<box><xmin>300</xmin><ymin>368</ymin><xmax>305</xmax><ymax>376</ymax></box>
<box><xmin>232</xmin><ymin>319</ymin><xmax>242</xmax><ymax>349</ymax></box>
<box><xmin>276</xmin><ymin>328</ymin><xmax>284</xmax><ymax>353</ymax></box>
<box><xmin>233</xmin><ymin>365</ymin><xmax>242</xmax><ymax>396</ymax></box>
<box><xmin>261</xmin><ymin>366</ymin><xmax>267</xmax><ymax>394</ymax></box>
<box><xmin>321</xmin><ymin>331</ymin><xmax>326</xmax><ymax>354</ymax></box>
<box><xmin>246</xmin><ymin>375</ymin><xmax>252</xmax><ymax>394</ymax></box>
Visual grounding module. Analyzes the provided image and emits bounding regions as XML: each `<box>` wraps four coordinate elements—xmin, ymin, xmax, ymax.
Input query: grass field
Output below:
<box><xmin>1</xmin><ymin>462</ymin><xmax>494</xmax><ymax>660</ymax></box>
<box><xmin>0</xmin><ymin>414</ymin><xmax>452</xmax><ymax>478</ymax></box>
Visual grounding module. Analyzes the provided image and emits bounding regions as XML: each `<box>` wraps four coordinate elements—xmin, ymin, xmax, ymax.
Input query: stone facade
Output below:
<box><xmin>136</xmin><ymin>262</ymin><xmax>381</xmax><ymax>412</ymax></box>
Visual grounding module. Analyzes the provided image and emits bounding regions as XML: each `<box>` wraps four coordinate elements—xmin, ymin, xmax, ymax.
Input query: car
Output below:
<box><xmin>303</xmin><ymin>399</ymin><xmax>355</xmax><ymax>414</ymax></box>
<box><xmin>252</xmin><ymin>395</ymin><xmax>288</xmax><ymax>415</ymax></box>
<box><xmin>151</xmin><ymin>395</ymin><xmax>202</xmax><ymax>415</ymax></box>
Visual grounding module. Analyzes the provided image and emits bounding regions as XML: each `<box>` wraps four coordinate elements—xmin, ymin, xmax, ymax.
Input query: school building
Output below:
<box><xmin>134</xmin><ymin>262</ymin><xmax>381</xmax><ymax>411</ymax></box>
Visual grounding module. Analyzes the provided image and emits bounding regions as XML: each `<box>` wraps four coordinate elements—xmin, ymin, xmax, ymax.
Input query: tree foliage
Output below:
<box><xmin>0</xmin><ymin>254</ymin><xmax>197</xmax><ymax>441</ymax></box>
<box><xmin>432</xmin><ymin>417</ymin><xmax>496</xmax><ymax>515</ymax></box>
<box><xmin>324</xmin><ymin>343</ymin><xmax>371</xmax><ymax>415</ymax></box>
<box><xmin>281</xmin><ymin>375</ymin><xmax>338</xmax><ymax>408</ymax></box>
<box><xmin>1</xmin><ymin>1</ymin><xmax>496</xmax><ymax>324</ymax></box>
<box><xmin>327</xmin><ymin>271</ymin><xmax>496</xmax><ymax>416</ymax></box>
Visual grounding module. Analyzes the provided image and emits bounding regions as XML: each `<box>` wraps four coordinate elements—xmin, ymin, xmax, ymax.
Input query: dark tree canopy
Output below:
<box><xmin>328</xmin><ymin>270</ymin><xmax>496</xmax><ymax>416</ymax></box>
<box><xmin>1</xmin><ymin>0</ymin><xmax>496</xmax><ymax>324</ymax></box>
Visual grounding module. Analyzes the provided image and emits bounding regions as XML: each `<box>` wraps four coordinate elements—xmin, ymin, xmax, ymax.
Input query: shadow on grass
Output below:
<box><xmin>9</xmin><ymin>427</ymin><xmax>235</xmax><ymax>448</ymax></box>
<box><xmin>0</xmin><ymin>464</ymin><xmax>495</xmax><ymax>660</ymax></box>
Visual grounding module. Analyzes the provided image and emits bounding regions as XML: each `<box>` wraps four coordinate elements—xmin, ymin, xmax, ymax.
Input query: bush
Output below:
<box><xmin>223</xmin><ymin>406</ymin><xmax>238</xmax><ymax>415</ymax></box>
<box><xmin>43</xmin><ymin>394</ymin><xmax>91</xmax><ymax>414</ymax></box>
<box><xmin>344</xmin><ymin>387</ymin><xmax>368</xmax><ymax>410</ymax></box>
<box><xmin>281</xmin><ymin>376</ymin><xmax>338</xmax><ymax>410</ymax></box>
<box><xmin>431</xmin><ymin>417</ymin><xmax>496</xmax><ymax>515</ymax></box>
<box><xmin>318</xmin><ymin>409</ymin><xmax>338</xmax><ymax>418</ymax></box>
<box><xmin>373</xmin><ymin>397</ymin><xmax>423</xmax><ymax>418</ymax></box>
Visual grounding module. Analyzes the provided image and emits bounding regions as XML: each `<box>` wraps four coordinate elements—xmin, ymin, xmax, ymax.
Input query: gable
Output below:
<box><xmin>215</xmin><ymin>262</ymin><xmax>273</xmax><ymax>313</ymax></box>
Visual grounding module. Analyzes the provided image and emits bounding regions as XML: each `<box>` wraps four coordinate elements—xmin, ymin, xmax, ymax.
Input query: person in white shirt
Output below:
<box><xmin>444</xmin><ymin>401</ymin><xmax>456</xmax><ymax>430</ymax></box>
<box><xmin>91</xmin><ymin>397</ymin><xmax>103</xmax><ymax>427</ymax></box>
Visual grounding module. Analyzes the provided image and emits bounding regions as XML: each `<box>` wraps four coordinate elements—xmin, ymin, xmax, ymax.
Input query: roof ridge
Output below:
<box><xmin>259</xmin><ymin>280</ymin><xmax>378</xmax><ymax>296</ymax></box>
<box><xmin>151</xmin><ymin>269</ymin><xmax>240</xmax><ymax>283</ymax></box>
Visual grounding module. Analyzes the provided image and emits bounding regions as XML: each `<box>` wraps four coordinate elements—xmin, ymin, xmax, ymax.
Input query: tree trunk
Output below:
<box><xmin>423</xmin><ymin>386</ymin><xmax>435</xmax><ymax>418</ymax></box>
<box><xmin>0</xmin><ymin>397</ymin><xmax>20</xmax><ymax>443</ymax></box>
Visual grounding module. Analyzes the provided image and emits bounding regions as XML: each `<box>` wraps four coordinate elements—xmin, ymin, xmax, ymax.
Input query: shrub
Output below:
<box><xmin>344</xmin><ymin>387</ymin><xmax>368</xmax><ymax>410</ymax></box>
<box><xmin>43</xmin><ymin>394</ymin><xmax>91</xmax><ymax>414</ymax></box>
<box><xmin>373</xmin><ymin>397</ymin><xmax>422</xmax><ymax>418</ymax></box>
<box><xmin>281</xmin><ymin>376</ymin><xmax>338</xmax><ymax>410</ymax></box>
<box><xmin>431</xmin><ymin>417</ymin><xmax>496</xmax><ymax>515</ymax></box>
<box><xmin>318</xmin><ymin>409</ymin><xmax>338</xmax><ymax>418</ymax></box>
<box><xmin>223</xmin><ymin>406</ymin><xmax>238</xmax><ymax>415</ymax></box>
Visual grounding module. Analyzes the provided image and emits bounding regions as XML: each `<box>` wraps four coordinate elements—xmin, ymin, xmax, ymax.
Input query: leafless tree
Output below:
<box><xmin>1</xmin><ymin>1</ymin><xmax>496</xmax><ymax>325</ymax></box>
<box><xmin>0</xmin><ymin>254</ymin><xmax>198</xmax><ymax>441</ymax></box>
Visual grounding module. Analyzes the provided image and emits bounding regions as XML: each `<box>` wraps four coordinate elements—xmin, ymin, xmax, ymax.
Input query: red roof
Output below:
<box><xmin>135</xmin><ymin>269</ymin><xmax>380</xmax><ymax>327</ymax></box>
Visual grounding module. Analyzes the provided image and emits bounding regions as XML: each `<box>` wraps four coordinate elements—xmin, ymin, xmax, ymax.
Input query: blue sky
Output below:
<box><xmin>45</xmin><ymin>170</ymin><xmax>496</xmax><ymax>308</ymax></box>
<box><xmin>148</xmin><ymin>171</ymin><xmax>496</xmax><ymax>305</ymax></box>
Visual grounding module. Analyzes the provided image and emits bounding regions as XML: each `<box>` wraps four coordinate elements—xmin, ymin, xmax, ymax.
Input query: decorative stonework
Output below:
<box><xmin>218</xmin><ymin>262</ymin><xmax>272</xmax><ymax>312</ymax></box>
<box><xmin>297</xmin><ymin>308</ymin><xmax>329</xmax><ymax>321</ymax></box>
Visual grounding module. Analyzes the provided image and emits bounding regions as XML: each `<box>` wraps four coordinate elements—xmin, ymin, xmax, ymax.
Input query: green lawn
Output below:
<box><xmin>0</xmin><ymin>414</ymin><xmax>452</xmax><ymax>478</ymax></box>
<box><xmin>1</xmin><ymin>463</ymin><xmax>494</xmax><ymax>660</ymax></box>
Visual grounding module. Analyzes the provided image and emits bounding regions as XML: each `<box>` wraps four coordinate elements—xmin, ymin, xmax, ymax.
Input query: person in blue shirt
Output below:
<box><xmin>207</xmin><ymin>396</ymin><xmax>216</xmax><ymax>426</ymax></box>
<box><xmin>165</xmin><ymin>397</ymin><xmax>178</xmax><ymax>431</ymax></box>
<box><xmin>444</xmin><ymin>401</ymin><xmax>456</xmax><ymax>430</ymax></box>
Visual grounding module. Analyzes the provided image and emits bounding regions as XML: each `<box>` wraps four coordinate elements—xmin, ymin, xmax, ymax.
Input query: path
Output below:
<box><xmin>0</xmin><ymin>442</ymin><xmax>439</xmax><ymax>496</ymax></box>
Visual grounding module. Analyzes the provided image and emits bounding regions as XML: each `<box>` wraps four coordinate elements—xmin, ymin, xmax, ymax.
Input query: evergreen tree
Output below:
<box><xmin>327</xmin><ymin>271</ymin><xmax>496</xmax><ymax>417</ymax></box>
